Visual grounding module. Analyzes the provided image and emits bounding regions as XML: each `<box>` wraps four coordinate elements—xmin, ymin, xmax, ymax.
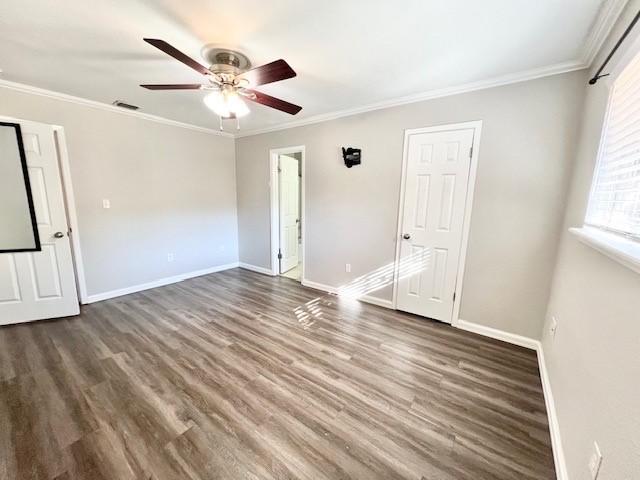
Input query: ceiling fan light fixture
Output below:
<box><xmin>203</xmin><ymin>91</ymin><xmax>228</xmax><ymax>116</ymax></box>
<box><xmin>227</xmin><ymin>92</ymin><xmax>250</xmax><ymax>117</ymax></box>
<box><xmin>203</xmin><ymin>90</ymin><xmax>249</xmax><ymax>118</ymax></box>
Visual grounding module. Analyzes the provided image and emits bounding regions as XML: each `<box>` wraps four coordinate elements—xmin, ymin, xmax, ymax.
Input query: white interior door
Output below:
<box><xmin>279</xmin><ymin>154</ymin><xmax>300</xmax><ymax>273</ymax></box>
<box><xmin>0</xmin><ymin>119</ymin><xmax>79</xmax><ymax>325</ymax></box>
<box><xmin>396</xmin><ymin>128</ymin><xmax>475</xmax><ymax>323</ymax></box>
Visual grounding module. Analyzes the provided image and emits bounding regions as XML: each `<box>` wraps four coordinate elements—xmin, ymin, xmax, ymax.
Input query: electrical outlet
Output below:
<box><xmin>167</xmin><ymin>253</ymin><xmax>174</xmax><ymax>262</ymax></box>
<box><xmin>550</xmin><ymin>315</ymin><xmax>558</xmax><ymax>338</ymax></box>
<box><xmin>588</xmin><ymin>442</ymin><xmax>603</xmax><ymax>479</ymax></box>
<box><xmin>102</xmin><ymin>199</ymin><xmax>111</xmax><ymax>209</ymax></box>
<box><xmin>345</xmin><ymin>263</ymin><xmax>351</xmax><ymax>273</ymax></box>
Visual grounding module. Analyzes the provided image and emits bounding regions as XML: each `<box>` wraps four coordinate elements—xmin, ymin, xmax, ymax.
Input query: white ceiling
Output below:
<box><xmin>0</xmin><ymin>0</ymin><xmax>624</xmax><ymax>134</ymax></box>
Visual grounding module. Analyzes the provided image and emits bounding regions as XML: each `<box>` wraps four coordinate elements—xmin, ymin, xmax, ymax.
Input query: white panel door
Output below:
<box><xmin>0</xmin><ymin>120</ymin><xmax>79</xmax><ymax>325</ymax></box>
<box><xmin>279</xmin><ymin>154</ymin><xmax>300</xmax><ymax>273</ymax></box>
<box><xmin>396</xmin><ymin>128</ymin><xmax>474</xmax><ymax>323</ymax></box>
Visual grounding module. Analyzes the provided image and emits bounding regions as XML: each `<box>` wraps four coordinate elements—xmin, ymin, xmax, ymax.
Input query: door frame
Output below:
<box><xmin>392</xmin><ymin>121</ymin><xmax>482</xmax><ymax>326</ymax></box>
<box><xmin>0</xmin><ymin>115</ymin><xmax>87</xmax><ymax>304</ymax></box>
<box><xmin>53</xmin><ymin>126</ymin><xmax>88</xmax><ymax>303</ymax></box>
<box><xmin>269</xmin><ymin>145</ymin><xmax>306</xmax><ymax>278</ymax></box>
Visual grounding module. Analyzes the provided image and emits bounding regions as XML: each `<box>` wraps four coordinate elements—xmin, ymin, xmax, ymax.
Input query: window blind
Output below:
<box><xmin>586</xmin><ymin>51</ymin><xmax>640</xmax><ymax>239</ymax></box>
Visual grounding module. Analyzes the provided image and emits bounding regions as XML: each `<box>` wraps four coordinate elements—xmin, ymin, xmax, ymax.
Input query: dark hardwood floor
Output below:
<box><xmin>0</xmin><ymin>268</ymin><xmax>556</xmax><ymax>479</ymax></box>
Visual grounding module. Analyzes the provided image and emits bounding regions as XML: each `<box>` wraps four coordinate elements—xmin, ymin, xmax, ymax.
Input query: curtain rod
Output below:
<box><xmin>589</xmin><ymin>9</ymin><xmax>640</xmax><ymax>85</ymax></box>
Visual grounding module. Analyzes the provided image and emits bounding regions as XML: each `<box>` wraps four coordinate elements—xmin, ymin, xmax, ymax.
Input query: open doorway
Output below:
<box><xmin>270</xmin><ymin>146</ymin><xmax>305</xmax><ymax>282</ymax></box>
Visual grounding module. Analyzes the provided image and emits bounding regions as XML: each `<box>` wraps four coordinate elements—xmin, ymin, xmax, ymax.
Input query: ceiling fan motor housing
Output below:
<box><xmin>202</xmin><ymin>46</ymin><xmax>251</xmax><ymax>77</ymax></box>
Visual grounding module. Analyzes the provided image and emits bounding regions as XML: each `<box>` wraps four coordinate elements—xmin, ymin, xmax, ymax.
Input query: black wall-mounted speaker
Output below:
<box><xmin>342</xmin><ymin>147</ymin><xmax>361</xmax><ymax>168</ymax></box>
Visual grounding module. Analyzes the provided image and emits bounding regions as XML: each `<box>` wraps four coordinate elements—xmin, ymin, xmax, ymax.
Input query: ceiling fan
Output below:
<box><xmin>140</xmin><ymin>38</ymin><xmax>302</xmax><ymax>129</ymax></box>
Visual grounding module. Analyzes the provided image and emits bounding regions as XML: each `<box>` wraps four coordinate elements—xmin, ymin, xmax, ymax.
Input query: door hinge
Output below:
<box><xmin>469</xmin><ymin>146</ymin><xmax>473</xmax><ymax>158</ymax></box>
<box><xmin>453</xmin><ymin>292</ymin><xmax>456</xmax><ymax>302</ymax></box>
<box><xmin>277</xmin><ymin>166</ymin><xmax>282</xmax><ymax>173</ymax></box>
<box><xmin>277</xmin><ymin>250</ymin><xmax>282</xmax><ymax>260</ymax></box>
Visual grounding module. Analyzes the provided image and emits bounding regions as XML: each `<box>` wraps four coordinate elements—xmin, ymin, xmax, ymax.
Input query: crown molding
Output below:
<box><xmin>581</xmin><ymin>0</ymin><xmax>629</xmax><ymax>66</ymax></box>
<box><xmin>235</xmin><ymin>60</ymin><xmax>586</xmax><ymax>138</ymax></box>
<box><xmin>0</xmin><ymin>79</ymin><xmax>233</xmax><ymax>138</ymax></box>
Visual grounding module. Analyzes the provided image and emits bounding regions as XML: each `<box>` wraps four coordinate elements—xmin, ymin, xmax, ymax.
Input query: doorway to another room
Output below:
<box><xmin>270</xmin><ymin>146</ymin><xmax>304</xmax><ymax>282</ymax></box>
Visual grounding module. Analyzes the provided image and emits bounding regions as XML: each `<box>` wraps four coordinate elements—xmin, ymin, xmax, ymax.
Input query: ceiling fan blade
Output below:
<box><xmin>236</xmin><ymin>59</ymin><xmax>296</xmax><ymax>87</ymax></box>
<box><xmin>144</xmin><ymin>38</ymin><xmax>211</xmax><ymax>76</ymax></box>
<box><xmin>140</xmin><ymin>84</ymin><xmax>204</xmax><ymax>90</ymax></box>
<box><xmin>244</xmin><ymin>89</ymin><xmax>302</xmax><ymax>115</ymax></box>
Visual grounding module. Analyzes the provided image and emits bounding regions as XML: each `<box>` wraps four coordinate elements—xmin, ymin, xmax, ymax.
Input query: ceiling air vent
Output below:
<box><xmin>112</xmin><ymin>100</ymin><xmax>139</xmax><ymax>111</ymax></box>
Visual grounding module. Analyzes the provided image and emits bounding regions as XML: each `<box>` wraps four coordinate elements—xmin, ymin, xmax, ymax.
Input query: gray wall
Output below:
<box><xmin>542</xmin><ymin>2</ymin><xmax>640</xmax><ymax>478</ymax></box>
<box><xmin>236</xmin><ymin>71</ymin><xmax>585</xmax><ymax>338</ymax></box>
<box><xmin>0</xmin><ymin>88</ymin><xmax>238</xmax><ymax>297</ymax></box>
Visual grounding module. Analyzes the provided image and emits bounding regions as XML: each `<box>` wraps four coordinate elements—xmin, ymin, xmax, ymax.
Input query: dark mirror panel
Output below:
<box><xmin>0</xmin><ymin>122</ymin><xmax>40</xmax><ymax>253</ymax></box>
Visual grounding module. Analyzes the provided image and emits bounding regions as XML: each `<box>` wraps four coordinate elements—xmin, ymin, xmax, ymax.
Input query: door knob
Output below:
<box><xmin>53</xmin><ymin>231</ymin><xmax>65</xmax><ymax>238</ymax></box>
<box><xmin>403</xmin><ymin>233</ymin><xmax>411</xmax><ymax>240</ymax></box>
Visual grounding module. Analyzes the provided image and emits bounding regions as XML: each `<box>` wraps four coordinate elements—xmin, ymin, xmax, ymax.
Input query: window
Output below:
<box><xmin>585</xmin><ymin>50</ymin><xmax>640</xmax><ymax>240</ymax></box>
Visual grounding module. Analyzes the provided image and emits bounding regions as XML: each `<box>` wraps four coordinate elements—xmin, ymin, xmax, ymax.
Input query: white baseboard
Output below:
<box><xmin>301</xmin><ymin>278</ymin><xmax>394</xmax><ymax>309</ymax></box>
<box><xmin>455</xmin><ymin>319</ymin><xmax>539</xmax><ymax>350</ymax></box>
<box><xmin>536</xmin><ymin>344</ymin><xmax>568</xmax><ymax>480</ymax></box>
<box><xmin>239</xmin><ymin>262</ymin><xmax>275</xmax><ymax>276</ymax></box>
<box><xmin>301</xmin><ymin>278</ymin><xmax>338</xmax><ymax>294</ymax></box>
<box><xmin>359</xmin><ymin>294</ymin><xmax>394</xmax><ymax>309</ymax></box>
<box><xmin>455</xmin><ymin>318</ymin><xmax>567</xmax><ymax>479</ymax></box>
<box><xmin>83</xmin><ymin>262</ymin><xmax>239</xmax><ymax>304</ymax></box>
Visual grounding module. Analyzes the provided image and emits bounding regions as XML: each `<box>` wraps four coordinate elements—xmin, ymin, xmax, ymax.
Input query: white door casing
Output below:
<box><xmin>279</xmin><ymin>154</ymin><xmax>300</xmax><ymax>273</ymax></box>
<box><xmin>0</xmin><ymin>119</ymin><xmax>79</xmax><ymax>325</ymax></box>
<box><xmin>395</xmin><ymin>126</ymin><xmax>476</xmax><ymax>323</ymax></box>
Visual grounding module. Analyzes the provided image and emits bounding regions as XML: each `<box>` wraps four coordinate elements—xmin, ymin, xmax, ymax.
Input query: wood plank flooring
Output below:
<box><xmin>0</xmin><ymin>268</ymin><xmax>556</xmax><ymax>479</ymax></box>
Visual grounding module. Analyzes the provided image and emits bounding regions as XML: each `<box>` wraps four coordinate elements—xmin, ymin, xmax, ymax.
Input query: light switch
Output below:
<box><xmin>102</xmin><ymin>199</ymin><xmax>111</xmax><ymax>209</ymax></box>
